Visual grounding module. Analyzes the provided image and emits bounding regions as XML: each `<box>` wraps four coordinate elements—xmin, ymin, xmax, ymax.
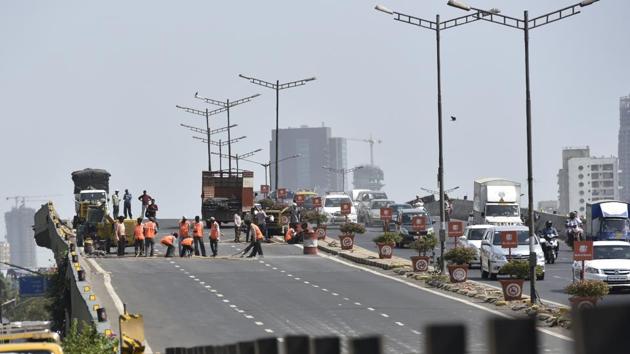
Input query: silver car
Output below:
<box><xmin>457</xmin><ymin>224</ymin><xmax>493</xmax><ymax>268</ymax></box>
<box><xmin>479</xmin><ymin>225</ymin><xmax>546</xmax><ymax>280</ymax></box>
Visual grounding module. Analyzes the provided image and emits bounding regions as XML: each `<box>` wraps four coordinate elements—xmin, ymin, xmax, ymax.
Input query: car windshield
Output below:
<box><xmin>371</xmin><ymin>201</ymin><xmax>390</xmax><ymax>209</ymax></box>
<box><xmin>325</xmin><ymin>198</ymin><xmax>350</xmax><ymax>207</ymax></box>
<box><xmin>492</xmin><ymin>231</ymin><xmax>535</xmax><ymax>245</ymax></box>
<box><xmin>391</xmin><ymin>204</ymin><xmax>412</xmax><ymax>211</ymax></box>
<box><xmin>593</xmin><ymin>245</ymin><xmax>630</xmax><ymax>259</ymax></box>
<box><xmin>468</xmin><ymin>229</ymin><xmax>486</xmax><ymax>240</ymax></box>
<box><xmin>401</xmin><ymin>213</ymin><xmax>427</xmax><ymax>224</ymax></box>
<box><xmin>486</xmin><ymin>205</ymin><xmax>519</xmax><ymax>217</ymax></box>
<box><xmin>601</xmin><ymin>219</ymin><xmax>630</xmax><ymax>233</ymax></box>
<box><xmin>372</xmin><ymin>192</ymin><xmax>387</xmax><ymax>199</ymax></box>
<box><xmin>81</xmin><ymin>192</ymin><xmax>105</xmax><ymax>201</ymax></box>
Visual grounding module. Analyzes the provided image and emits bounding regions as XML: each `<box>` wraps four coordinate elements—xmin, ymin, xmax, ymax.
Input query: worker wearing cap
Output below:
<box><xmin>133</xmin><ymin>218</ymin><xmax>145</xmax><ymax>257</ymax></box>
<box><xmin>192</xmin><ymin>216</ymin><xmax>206</xmax><ymax>257</ymax></box>
<box><xmin>143</xmin><ymin>217</ymin><xmax>158</xmax><ymax>257</ymax></box>
<box><xmin>209</xmin><ymin>217</ymin><xmax>220</xmax><ymax>257</ymax></box>
<box><xmin>160</xmin><ymin>233</ymin><xmax>177</xmax><ymax>257</ymax></box>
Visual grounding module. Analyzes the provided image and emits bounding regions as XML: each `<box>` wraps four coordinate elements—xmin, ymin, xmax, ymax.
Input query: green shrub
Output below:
<box><xmin>411</xmin><ymin>234</ymin><xmax>437</xmax><ymax>256</ymax></box>
<box><xmin>340</xmin><ymin>222</ymin><xmax>366</xmax><ymax>235</ymax></box>
<box><xmin>259</xmin><ymin>198</ymin><xmax>274</xmax><ymax>209</ymax></box>
<box><xmin>62</xmin><ymin>319</ymin><xmax>118</xmax><ymax>354</ymax></box>
<box><xmin>499</xmin><ymin>260</ymin><xmax>530</xmax><ymax>279</ymax></box>
<box><xmin>302</xmin><ymin>210</ymin><xmax>328</xmax><ymax>225</ymax></box>
<box><xmin>444</xmin><ymin>247</ymin><xmax>477</xmax><ymax>265</ymax></box>
<box><xmin>372</xmin><ymin>232</ymin><xmax>402</xmax><ymax>244</ymax></box>
<box><xmin>565</xmin><ymin>280</ymin><xmax>609</xmax><ymax>298</ymax></box>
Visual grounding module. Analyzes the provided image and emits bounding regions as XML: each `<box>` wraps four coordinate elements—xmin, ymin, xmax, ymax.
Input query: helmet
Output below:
<box><xmin>569</xmin><ymin>211</ymin><xmax>576</xmax><ymax>218</ymax></box>
<box><xmin>545</xmin><ymin>220</ymin><xmax>552</xmax><ymax>228</ymax></box>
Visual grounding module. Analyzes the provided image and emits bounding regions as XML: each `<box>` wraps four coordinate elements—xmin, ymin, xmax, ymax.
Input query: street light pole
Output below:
<box><xmin>447</xmin><ymin>0</ymin><xmax>599</xmax><ymax>303</ymax></box>
<box><xmin>176</xmin><ymin>104</ymin><xmax>229</xmax><ymax>171</ymax></box>
<box><xmin>239</xmin><ymin>74</ymin><xmax>316</xmax><ymax>193</ymax></box>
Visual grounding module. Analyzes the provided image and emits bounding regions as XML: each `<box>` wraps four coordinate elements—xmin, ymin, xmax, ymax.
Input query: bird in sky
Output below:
<box><xmin>450</xmin><ymin>116</ymin><xmax>456</xmax><ymax>121</ymax></box>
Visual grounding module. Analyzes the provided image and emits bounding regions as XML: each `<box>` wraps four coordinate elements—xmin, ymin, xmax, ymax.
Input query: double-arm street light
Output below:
<box><xmin>192</xmin><ymin>135</ymin><xmax>246</xmax><ymax>172</ymax></box>
<box><xmin>375</xmin><ymin>4</ymin><xmax>485</xmax><ymax>273</ymax></box>
<box><xmin>239</xmin><ymin>74</ymin><xmax>316</xmax><ymax>193</ymax></box>
<box><xmin>194</xmin><ymin>93</ymin><xmax>260</xmax><ymax>175</ymax></box>
<box><xmin>176</xmin><ymin>104</ymin><xmax>228</xmax><ymax>171</ymax></box>
<box><xmin>210</xmin><ymin>148</ymin><xmax>263</xmax><ymax>173</ymax></box>
<box><xmin>448</xmin><ymin>0</ymin><xmax>599</xmax><ymax>303</ymax></box>
<box><xmin>238</xmin><ymin>154</ymin><xmax>302</xmax><ymax>188</ymax></box>
<box><xmin>322</xmin><ymin>166</ymin><xmax>364</xmax><ymax>192</ymax></box>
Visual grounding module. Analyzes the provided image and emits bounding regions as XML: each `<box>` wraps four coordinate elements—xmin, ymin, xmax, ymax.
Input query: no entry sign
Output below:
<box><xmin>277</xmin><ymin>188</ymin><xmax>287</xmax><ymax>199</ymax></box>
<box><xmin>312</xmin><ymin>197</ymin><xmax>322</xmax><ymax>208</ymax></box>
<box><xmin>412</xmin><ymin>216</ymin><xmax>427</xmax><ymax>232</ymax></box>
<box><xmin>380</xmin><ymin>207</ymin><xmax>393</xmax><ymax>221</ymax></box>
<box><xmin>447</xmin><ymin>221</ymin><xmax>464</xmax><ymax>237</ymax></box>
<box><xmin>574</xmin><ymin>241</ymin><xmax>594</xmax><ymax>261</ymax></box>
<box><xmin>340</xmin><ymin>202</ymin><xmax>352</xmax><ymax>215</ymax></box>
<box><xmin>295</xmin><ymin>194</ymin><xmax>305</xmax><ymax>206</ymax></box>
<box><xmin>500</xmin><ymin>231</ymin><xmax>519</xmax><ymax>249</ymax></box>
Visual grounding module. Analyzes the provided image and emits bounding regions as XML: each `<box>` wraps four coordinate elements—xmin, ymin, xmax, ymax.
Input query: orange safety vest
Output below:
<box><xmin>134</xmin><ymin>225</ymin><xmax>145</xmax><ymax>241</ymax></box>
<box><xmin>285</xmin><ymin>228</ymin><xmax>295</xmax><ymax>242</ymax></box>
<box><xmin>193</xmin><ymin>222</ymin><xmax>204</xmax><ymax>238</ymax></box>
<box><xmin>144</xmin><ymin>221</ymin><xmax>156</xmax><ymax>239</ymax></box>
<box><xmin>160</xmin><ymin>235</ymin><xmax>175</xmax><ymax>246</ymax></box>
<box><xmin>210</xmin><ymin>222</ymin><xmax>220</xmax><ymax>240</ymax></box>
<box><xmin>179</xmin><ymin>221</ymin><xmax>190</xmax><ymax>238</ymax></box>
<box><xmin>181</xmin><ymin>237</ymin><xmax>194</xmax><ymax>247</ymax></box>
<box><xmin>252</xmin><ymin>224</ymin><xmax>264</xmax><ymax>240</ymax></box>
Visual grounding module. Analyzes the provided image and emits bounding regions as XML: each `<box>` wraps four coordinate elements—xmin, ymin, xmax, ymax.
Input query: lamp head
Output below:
<box><xmin>447</xmin><ymin>0</ymin><xmax>471</xmax><ymax>11</ymax></box>
<box><xmin>579</xmin><ymin>0</ymin><xmax>599</xmax><ymax>6</ymax></box>
<box><xmin>374</xmin><ymin>5</ymin><xmax>394</xmax><ymax>15</ymax></box>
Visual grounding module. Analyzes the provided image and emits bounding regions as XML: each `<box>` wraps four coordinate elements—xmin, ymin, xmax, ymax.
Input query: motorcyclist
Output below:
<box><xmin>566</xmin><ymin>211</ymin><xmax>584</xmax><ymax>246</ymax></box>
<box><xmin>540</xmin><ymin>220</ymin><xmax>559</xmax><ymax>263</ymax></box>
<box><xmin>541</xmin><ymin>220</ymin><xmax>558</xmax><ymax>239</ymax></box>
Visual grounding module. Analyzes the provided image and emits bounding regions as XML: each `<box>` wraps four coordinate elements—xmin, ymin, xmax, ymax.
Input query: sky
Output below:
<box><xmin>1</xmin><ymin>1</ymin><xmax>628</xmax><ymax>265</ymax></box>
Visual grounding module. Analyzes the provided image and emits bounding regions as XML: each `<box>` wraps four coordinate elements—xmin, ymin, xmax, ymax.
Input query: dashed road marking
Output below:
<box><xmin>217</xmin><ymin>294</ymin><xmax>224</xmax><ymax>298</ymax></box>
<box><xmin>381</xmin><ymin>313</ymin><xmax>389</xmax><ymax>318</ymax></box>
<box><xmin>332</xmin><ymin>293</ymin><xmax>338</xmax><ymax>296</ymax></box>
<box><xmin>255</xmin><ymin>321</ymin><xmax>264</xmax><ymax>326</ymax></box>
<box><xmin>395</xmin><ymin>322</ymin><xmax>404</xmax><ymax>326</ymax></box>
<box><xmin>367</xmin><ymin>307</ymin><xmax>375</xmax><ymax>311</ymax></box>
<box><xmin>245</xmin><ymin>315</ymin><xmax>254</xmax><ymax>319</ymax></box>
<box><xmin>354</xmin><ymin>302</ymin><xmax>361</xmax><ymax>306</ymax></box>
<box><xmin>265</xmin><ymin>329</ymin><xmax>274</xmax><ymax>333</ymax></box>
<box><xmin>223</xmin><ymin>299</ymin><xmax>230</xmax><ymax>303</ymax></box>
<box><xmin>294</xmin><ymin>277</ymin><xmax>301</xmax><ymax>280</ymax></box>
<box><xmin>343</xmin><ymin>297</ymin><xmax>349</xmax><ymax>301</ymax></box>
<box><xmin>312</xmin><ymin>285</ymin><xmax>319</xmax><ymax>288</ymax></box>
<box><xmin>412</xmin><ymin>330</ymin><xmax>421</xmax><ymax>335</ymax></box>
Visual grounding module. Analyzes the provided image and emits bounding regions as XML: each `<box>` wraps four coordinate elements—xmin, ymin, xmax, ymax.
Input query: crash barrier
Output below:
<box><xmin>33</xmin><ymin>202</ymin><xmax>114</xmax><ymax>337</ymax></box>
<box><xmin>166</xmin><ymin>302</ymin><xmax>630</xmax><ymax>354</ymax></box>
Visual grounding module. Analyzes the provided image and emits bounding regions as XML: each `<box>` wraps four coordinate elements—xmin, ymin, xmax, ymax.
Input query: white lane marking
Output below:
<box><xmin>272</xmin><ymin>267</ymin><xmax>278</xmax><ymax>270</ymax></box>
<box><xmin>412</xmin><ymin>330</ymin><xmax>421</xmax><ymax>335</ymax></box>
<box><xmin>217</xmin><ymin>294</ymin><xmax>224</xmax><ymax>298</ymax></box>
<box><xmin>211</xmin><ymin>289</ymin><xmax>217</xmax><ymax>293</ymax></box>
<box><xmin>367</xmin><ymin>307</ymin><xmax>375</xmax><ymax>311</ymax></box>
<box><xmin>322</xmin><ymin>288</ymin><xmax>328</xmax><ymax>292</ymax></box>
<box><xmin>299</xmin><ymin>245</ymin><xmax>574</xmax><ymax>343</ymax></box>
<box><xmin>265</xmin><ymin>264</ymin><xmax>270</xmax><ymax>267</ymax></box>
<box><xmin>237</xmin><ymin>310</ymin><xmax>245</xmax><ymax>313</ymax></box>
<box><xmin>280</xmin><ymin>270</ymin><xmax>286</xmax><ymax>273</ymax></box>
<box><xmin>265</xmin><ymin>329</ymin><xmax>274</xmax><ymax>333</ymax></box>
<box><xmin>245</xmin><ymin>315</ymin><xmax>254</xmax><ymax>319</ymax></box>
<box><xmin>395</xmin><ymin>322</ymin><xmax>404</xmax><ymax>326</ymax></box>
<box><xmin>179</xmin><ymin>269</ymin><xmax>185</xmax><ymax>271</ymax></box>
<box><xmin>381</xmin><ymin>313</ymin><xmax>390</xmax><ymax>318</ymax></box>
<box><xmin>343</xmin><ymin>297</ymin><xmax>349</xmax><ymax>301</ymax></box>
<box><xmin>354</xmin><ymin>302</ymin><xmax>361</xmax><ymax>306</ymax></box>
<box><xmin>169</xmin><ymin>261</ymin><xmax>175</xmax><ymax>264</ymax></box>
<box><xmin>287</xmin><ymin>274</ymin><xmax>293</xmax><ymax>277</ymax></box>
<box><xmin>205</xmin><ymin>285</ymin><xmax>211</xmax><ymax>288</ymax></box>
<box><xmin>255</xmin><ymin>321</ymin><xmax>264</xmax><ymax>326</ymax></box>
<box><xmin>199</xmin><ymin>281</ymin><xmax>205</xmax><ymax>285</ymax></box>
<box><xmin>189</xmin><ymin>275</ymin><xmax>195</xmax><ymax>278</ymax></box>
<box><xmin>88</xmin><ymin>259</ymin><xmax>155</xmax><ymax>354</ymax></box>
<box><xmin>259</xmin><ymin>261</ymin><xmax>265</xmax><ymax>264</ymax></box>
<box><xmin>294</xmin><ymin>277</ymin><xmax>301</xmax><ymax>280</ymax></box>
<box><xmin>229</xmin><ymin>304</ymin><xmax>237</xmax><ymax>308</ymax></box>
<box><xmin>332</xmin><ymin>292</ymin><xmax>339</xmax><ymax>296</ymax></box>
<box><xmin>174</xmin><ymin>265</ymin><xmax>180</xmax><ymax>268</ymax></box>
<box><xmin>304</xmin><ymin>281</ymin><xmax>310</xmax><ymax>285</ymax></box>
<box><xmin>312</xmin><ymin>285</ymin><xmax>319</xmax><ymax>288</ymax></box>
<box><xmin>223</xmin><ymin>299</ymin><xmax>230</xmax><ymax>303</ymax></box>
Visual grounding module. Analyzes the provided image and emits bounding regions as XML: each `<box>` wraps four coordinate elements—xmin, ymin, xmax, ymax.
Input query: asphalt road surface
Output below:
<box><xmin>95</xmin><ymin>234</ymin><xmax>572</xmax><ymax>353</ymax></box>
<box><xmin>347</xmin><ymin>225</ymin><xmax>630</xmax><ymax>307</ymax></box>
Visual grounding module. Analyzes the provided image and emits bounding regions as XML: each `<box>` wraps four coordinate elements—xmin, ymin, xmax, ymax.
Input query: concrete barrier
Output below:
<box><xmin>34</xmin><ymin>202</ymin><xmax>114</xmax><ymax>336</ymax></box>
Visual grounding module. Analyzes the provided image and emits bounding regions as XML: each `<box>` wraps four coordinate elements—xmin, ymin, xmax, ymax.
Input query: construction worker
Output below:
<box><xmin>285</xmin><ymin>223</ymin><xmax>296</xmax><ymax>244</ymax></box>
<box><xmin>234</xmin><ymin>213</ymin><xmax>242</xmax><ymax>243</ymax></box>
<box><xmin>111</xmin><ymin>190</ymin><xmax>121</xmax><ymax>218</ymax></box>
<box><xmin>123</xmin><ymin>189</ymin><xmax>133</xmax><ymax>219</ymax></box>
<box><xmin>160</xmin><ymin>233</ymin><xmax>177</xmax><ymax>257</ymax></box>
<box><xmin>133</xmin><ymin>218</ymin><xmax>145</xmax><ymax>257</ymax></box>
<box><xmin>178</xmin><ymin>217</ymin><xmax>190</xmax><ymax>255</ymax></box>
<box><xmin>255</xmin><ymin>207</ymin><xmax>268</xmax><ymax>241</ymax></box>
<box><xmin>244</xmin><ymin>220</ymin><xmax>264</xmax><ymax>258</ymax></box>
<box><xmin>138</xmin><ymin>190</ymin><xmax>152</xmax><ymax>219</ymax></box>
<box><xmin>192</xmin><ymin>216</ymin><xmax>206</xmax><ymax>257</ymax></box>
<box><xmin>115</xmin><ymin>216</ymin><xmax>127</xmax><ymax>256</ymax></box>
<box><xmin>146</xmin><ymin>199</ymin><xmax>158</xmax><ymax>220</ymax></box>
<box><xmin>180</xmin><ymin>236</ymin><xmax>194</xmax><ymax>257</ymax></box>
<box><xmin>143</xmin><ymin>217</ymin><xmax>157</xmax><ymax>257</ymax></box>
<box><xmin>243</xmin><ymin>212</ymin><xmax>252</xmax><ymax>243</ymax></box>
<box><xmin>209</xmin><ymin>217</ymin><xmax>220</xmax><ymax>257</ymax></box>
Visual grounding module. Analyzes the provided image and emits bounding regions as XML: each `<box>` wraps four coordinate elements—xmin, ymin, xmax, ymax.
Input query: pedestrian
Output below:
<box><xmin>138</xmin><ymin>190</ymin><xmax>152</xmax><ymax>220</ymax></box>
<box><xmin>180</xmin><ymin>236</ymin><xmax>194</xmax><ymax>257</ymax></box>
<box><xmin>285</xmin><ymin>223</ymin><xmax>296</xmax><ymax>244</ymax></box>
<box><xmin>123</xmin><ymin>189</ymin><xmax>133</xmax><ymax>219</ymax></box>
<box><xmin>111</xmin><ymin>190</ymin><xmax>121</xmax><ymax>218</ymax></box>
<box><xmin>178</xmin><ymin>217</ymin><xmax>190</xmax><ymax>256</ymax></box>
<box><xmin>146</xmin><ymin>199</ymin><xmax>158</xmax><ymax>220</ymax></box>
<box><xmin>246</xmin><ymin>220</ymin><xmax>264</xmax><ymax>258</ymax></box>
<box><xmin>115</xmin><ymin>216</ymin><xmax>127</xmax><ymax>256</ymax></box>
<box><xmin>133</xmin><ymin>218</ymin><xmax>145</xmax><ymax>257</ymax></box>
<box><xmin>144</xmin><ymin>217</ymin><xmax>157</xmax><ymax>257</ymax></box>
<box><xmin>209</xmin><ymin>217</ymin><xmax>220</xmax><ymax>257</ymax></box>
<box><xmin>289</xmin><ymin>203</ymin><xmax>299</xmax><ymax>224</ymax></box>
<box><xmin>467</xmin><ymin>212</ymin><xmax>474</xmax><ymax>226</ymax></box>
<box><xmin>192</xmin><ymin>216</ymin><xmax>206</xmax><ymax>257</ymax></box>
<box><xmin>243</xmin><ymin>212</ymin><xmax>252</xmax><ymax>243</ymax></box>
<box><xmin>255</xmin><ymin>207</ymin><xmax>268</xmax><ymax>241</ymax></box>
<box><xmin>160</xmin><ymin>233</ymin><xmax>177</xmax><ymax>257</ymax></box>
<box><xmin>234</xmin><ymin>213</ymin><xmax>242</xmax><ymax>243</ymax></box>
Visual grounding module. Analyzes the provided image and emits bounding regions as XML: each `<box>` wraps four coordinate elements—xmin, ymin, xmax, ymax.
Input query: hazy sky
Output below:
<box><xmin>1</xmin><ymin>1</ymin><xmax>629</xmax><ymax>259</ymax></box>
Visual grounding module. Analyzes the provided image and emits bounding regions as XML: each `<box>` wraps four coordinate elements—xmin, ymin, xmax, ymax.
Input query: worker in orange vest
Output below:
<box><xmin>180</xmin><ymin>235</ymin><xmax>194</xmax><ymax>257</ymax></box>
<box><xmin>133</xmin><ymin>218</ymin><xmax>145</xmax><ymax>257</ymax></box>
<box><xmin>242</xmin><ymin>220</ymin><xmax>264</xmax><ymax>258</ymax></box>
<box><xmin>285</xmin><ymin>223</ymin><xmax>296</xmax><ymax>244</ymax></box>
<box><xmin>143</xmin><ymin>217</ymin><xmax>158</xmax><ymax>257</ymax></box>
<box><xmin>160</xmin><ymin>233</ymin><xmax>177</xmax><ymax>257</ymax></box>
<box><xmin>192</xmin><ymin>216</ymin><xmax>206</xmax><ymax>257</ymax></box>
<box><xmin>178</xmin><ymin>217</ymin><xmax>190</xmax><ymax>256</ymax></box>
<box><xmin>209</xmin><ymin>217</ymin><xmax>220</xmax><ymax>257</ymax></box>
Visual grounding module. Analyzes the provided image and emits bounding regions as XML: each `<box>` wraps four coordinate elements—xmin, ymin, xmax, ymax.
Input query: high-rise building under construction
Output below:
<box><xmin>619</xmin><ymin>94</ymin><xmax>630</xmax><ymax>202</ymax></box>
<box><xmin>4</xmin><ymin>205</ymin><xmax>37</xmax><ymax>269</ymax></box>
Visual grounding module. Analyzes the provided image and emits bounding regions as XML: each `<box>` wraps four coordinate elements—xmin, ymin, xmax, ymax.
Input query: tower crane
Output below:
<box><xmin>5</xmin><ymin>195</ymin><xmax>62</xmax><ymax>208</ymax></box>
<box><xmin>347</xmin><ymin>134</ymin><xmax>382</xmax><ymax>166</ymax></box>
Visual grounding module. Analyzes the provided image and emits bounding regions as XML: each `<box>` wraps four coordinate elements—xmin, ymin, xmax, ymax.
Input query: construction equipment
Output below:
<box><xmin>348</xmin><ymin>134</ymin><xmax>382</xmax><ymax>166</ymax></box>
<box><xmin>0</xmin><ymin>321</ymin><xmax>63</xmax><ymax>353</ymax></box>
<box><xmin>71</xmin><ymin>168</ymin><xmax>111</xmax><ymax>247</ymax></box>
<box><xmin>119</xmin><ymin>306</ymin><xmax>145</xmax><ymax>354</ymax></box>
<box><xmin>5</xmin><ymin>195</ymin><xmax>62</xmax><ymax>209</ymax></box>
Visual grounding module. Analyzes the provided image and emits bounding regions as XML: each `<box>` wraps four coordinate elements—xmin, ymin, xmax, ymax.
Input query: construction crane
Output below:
<box><xmin>5</xmin><ymin>195</ymin><xmax>62</xmax><ymax>208</ymax></box>
<box><xmin>347</xmin><ymin>134</ymin><xmax>382</xmax><ymax>166</ymax></box>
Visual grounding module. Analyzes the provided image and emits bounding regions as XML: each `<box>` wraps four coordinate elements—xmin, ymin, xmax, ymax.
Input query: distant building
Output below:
<box><xmin>618</xmin><ymin>94</ymin><xmax>630</xmax><ymax>202</ymax></box>
<box><xmin>352</xmin><ymin>165</ymin><xmax>385</xmax><ymax>191</ymax></box>
<box><xmin>557</xmin><ymin>147</ymin><xmax>590</xmax><ymax>214</ymax></box>
<box><xmin>4</xmin><ymin>205</ymin><xmax>37</xmax><ymax>269</ymax></box>
<box><xmin>0</xmin><ymin>242</ymin><xmax>10</xmax><ymax>270</ymax></box>
<box><xmin>269</xmin><ymin>125</ymin><xmax>348</xmax><ymax>193</ymax></box>
<box><xmin>537</xmin><ymin>200</ymin><xmax>559</xmax><ymax>214</ymax></box>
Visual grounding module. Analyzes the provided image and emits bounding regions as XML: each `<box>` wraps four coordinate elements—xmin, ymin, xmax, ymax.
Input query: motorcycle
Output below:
<box><xmin>566</xmin><ymin>226</ymin><xmax>583</xmax><ymax>250</ymax></box>
<box><xmin>539</xmin><ymin>231</ymin><xmax>559</xmax><ymax>264</ymax></box>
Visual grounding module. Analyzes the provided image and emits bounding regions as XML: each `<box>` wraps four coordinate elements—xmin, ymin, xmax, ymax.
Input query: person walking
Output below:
<box><xmin>285</xmin><ymin>223</ymin><xmax>296</xmax><ymax>244</ymax></box>
<box><xmin>160</xmin><ymin>233</ymin><xmax>177</xmax><ymax>257</ymax></box>
<box><xmin>111</xmin><ymin>190</ymin><xmax>121</xmax><ymax>218</ymax></box>
<box><xmin>133</xmin><ymin>218</ymin><xmax>145</xmax><ymax>257</ymax></box>
<box><xmin>178</xmin><ymin>217</ymin><xmax>190</xmax><ymax>256</ymax></box>
<box><xmin>247</xmin><ymin>220</ymin><xmax>264</xmax><ymax>258</ymax></box>
<box><xmin>123</xmin><ymin>189</ymin><xmax>133</xmax><ymax>219</ymax></box>
<box><xmin>146</xmin><ymin>199</ymin><xmax>158</xmax><ymax>220</ymax></box>
<box><xmin>234</xmin><ymin>213</ymin><xmax>242</xmax><ymax>243</ymax></box>
<box><xmin>138</xmin><ymin>190</ymin><xmax>152</xmax><ymax>219</ymax></box>
<box><xmin>209</xmin><ymin>217</ymin><xmax>220</xmax><ymax>257</ymax></box>
<box><xmin>243</xmin><ymin>212</ymin><xmax>252</xmax><ymax>243</ymax></box>
<box><xmin>143</xmin><ymin>217</ymin><xmax>157</xmax><ymax>257</ymax></box>
<box><xmin>180</xmin><ymin>236</ymin><xmax>194</xmax><ymax>257</ymax></box>
<box><xmin>115</xmin><ymin>216</ymin><xmax>127</xmax><ymax>256</ymax></box>
<box><xmin>192</xmin><ymin>216</ymin><xmax>206</xmax><ymax>257</ymax></box>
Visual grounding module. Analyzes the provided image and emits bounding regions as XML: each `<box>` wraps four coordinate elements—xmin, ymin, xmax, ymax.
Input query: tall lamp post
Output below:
<box><xmin>238</xmin><ymin>154</ymin><xmax>302</xmax><ymax>187</ymax></box>
<box><xmin>375</xmin><ymin>4</ymin><xmax>484</xmax><ymax>273</ymax></box>
<box><xmin>176</xmin><ymin>104</ymin><xmax>228</xmax><ymax>171</ymax></box>
<box><xmin>211</xmin><ymin>148</ymin><xmax>263</xmax><ymax>173</ymax></box>
<box><xmin>194</xmin><ymin>93</ymin><xmax>260</xmax><ymax>176</ymax></box>
<box><xmin>448</xmin><ymin>0</ymin><xmax>599</xmax><ymax>303</ymax></box>
<box><xmin>322</xmin><ymin>166</ymin><xmax>364</xmax><ymax>192</ymax></box>
<box><xmin>239</xmin><ymin>74</ymin><xmax>316</xmax><ymax>193</ymax></box>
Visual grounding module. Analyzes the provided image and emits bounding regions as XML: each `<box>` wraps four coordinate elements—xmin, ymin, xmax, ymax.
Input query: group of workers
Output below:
<box><xmin>111</xmin><ymin>189</ymin><xmax>158</xmax><ymax>220</ymax></box>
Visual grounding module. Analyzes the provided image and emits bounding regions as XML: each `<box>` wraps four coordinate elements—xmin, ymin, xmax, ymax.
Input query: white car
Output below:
<box><xmin>322</xmin><ymin>193</ymin><xmax>357</xmax><ymax>225</ymax></box>
<box><xmin>479</xmin><ymin>225</ymin><xmax>546</xmax><ymax>280</ymax></box>
<box><xmin>572</xmin><ymin>241</ymin><xmax>630</xmax><ymax>287</ymax></box>
<box><xmin>365</xmin><ymin>199</ymin><xmax>395</xmax><ymax>226</ymax></box>
<box><xmin>457</xmin><ymin>224</ymin><xmax>494</xmax><ymax>268</ymax></box>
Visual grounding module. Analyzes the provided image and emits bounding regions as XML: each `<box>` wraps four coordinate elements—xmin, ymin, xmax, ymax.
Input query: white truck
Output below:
<box><xmin>473</xmin><ymin>178</ymin><xmax>522</xmax><ymax>226</ymax></box>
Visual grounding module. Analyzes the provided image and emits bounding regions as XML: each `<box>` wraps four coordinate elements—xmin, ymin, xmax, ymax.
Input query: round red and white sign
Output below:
<box><xmin>280</xmin><ymin>216</ymin><xmax>289</xmax><ymax>225</ymax></box>
<box><xmin>380</xmin><ymin>245</ymin><xmax>393</xmax><ymax>256</ymax></box>
<box><xmin>451</xmin><ymin>267</ymin><xmax>467</xmax><ymax>282</ymax></box>
<box><xmin>316</xmin><ymin>228</ymin><xmax>326</xmax><ymax>238</ymax></box>
<box><xmin>576</xmin><ymin>300</ymin><xmax>595</xmax><ymax>310</ymax></box>
<box><xmin>505</xmin><ymin>283</ymin><xmax>522</xmax><ymax>298</ymax></box>
<box><xmin>341</xmin><ymin>237</ymin><xmax>353</xmax><ymax>248</ymax></box>
<box><xmin>415</xmin><ymin>259</ymin><xmax>429</xmax><ymax>272</ymax></box>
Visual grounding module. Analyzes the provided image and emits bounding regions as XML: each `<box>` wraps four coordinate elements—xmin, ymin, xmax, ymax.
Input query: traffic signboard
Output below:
<box><xmin>19</xmin><ymin>276</ymin><xmax>49</xmax><ymax>297</ymax></box>
<box><xmin>500</xmin><ymin>231</ymin><xmax>519</xmax><ymax>249</ymax></box>
<box><xmin>574</xmin><ymin>241</ymin><xmax>594</xmax><ymax>261</ymax></box>
<box><xmin>447</xmin><ymin>221</ymin><xmax>464</xmax><ymax>237</ymax></box>
<box><xmin>380</xmin><ymin>207</ymin><xmax>393</xmax><ymax>221</ymax></box>
<box><xmin>277</xmin><ymin>188</ymin><xmax>287</xmax><ymax>199</ymax></box>
<box><xmin>295</xmin><ymin>194</ymin><xmax>305</xmax><ymax>206</ymax></box>
<box><xmin>312</xmin><ymin>197</ymin><xmax>322</xmax><ymax>208</ymax></box>
<box><xmin>260</xmin><ymin>185</ymin><xmax>270</xmax><ymax>194</ymax></box>
<box><xmin>412</xmin><ymin>216</ymin><xmax>427</xmax><ymax>232</ymax></box>
<box><xmin>340</xmin><ymin>202</ymin><xmax>352</xmax><ymax>215</ymax></box>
